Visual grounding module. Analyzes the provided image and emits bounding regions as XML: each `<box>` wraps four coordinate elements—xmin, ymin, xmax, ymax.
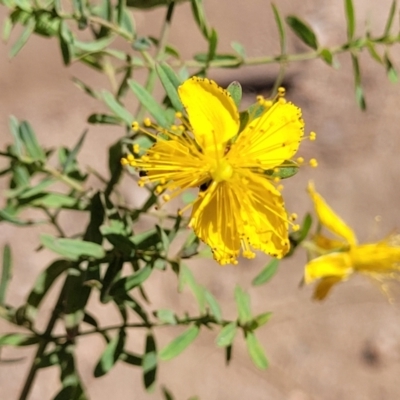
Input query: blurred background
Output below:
<box><xmin>1</xmin><ymin>1</ymin><xmax>400</xmax><ymax>399</ymax></box>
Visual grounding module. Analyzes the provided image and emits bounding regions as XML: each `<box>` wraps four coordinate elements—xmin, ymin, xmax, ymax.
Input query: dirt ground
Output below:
<box><xmin>1</xmin><ymin>1</ymin><xmax>400</xmax><ymax>399</ymax></box>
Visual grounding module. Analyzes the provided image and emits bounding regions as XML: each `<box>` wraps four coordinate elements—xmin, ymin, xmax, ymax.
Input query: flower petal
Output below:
<box><xmin>350</xmin><ymin>243</ymin><xmax>400</xmax><ymax>273</ymax></box>
<box><xmin>178</xmin><ymin>77</ymin><xmax>240</xmax><ymax>154</ymax></box>
<box><xmin>189</xmin><ymin>182</ymin><xmax>241</xmax><ymax>265</ymax></box>
<box><xmin>232</xmin><ymin>101</ymin><xmax>304</xmax><ymax>169</ymax></box>
<box><xmin>308</xmin><ymin>182</ymin><xmax>357</xmax><ymax>246</ymax></box>
<box><xmin>238</xmin><ymin>175</ymin><xmax>290</xmax><ymax>258</ymax></box>
<box><xmin>304</xmin><ymin>252</ymin><xmax>352</xmax><ymax>284</ymax></box>
<box><xmin>313</xmin><ymin>276</ymin><xmax>346</xmax><ymax>300</ymax></box>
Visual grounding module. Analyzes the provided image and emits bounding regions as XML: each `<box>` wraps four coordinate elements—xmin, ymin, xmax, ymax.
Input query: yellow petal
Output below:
<box><xmin>313</xmin><ymin>276</ymin><xmax>345</xmax><ymax>301</ymax></box>
<box><xmin>232</xmin><ymin>101</ymin><xmax>304</xmax><ymax>169</ymax></box>
<box><xmin>350</xmin><ymin>243</ymin><xmax>400</xmax><ymax>274</ymax></box>
<box><xmin>304</xmin><ymin>252</ymin><xmax>352</xmax><ymax>284</ymax></box>
<box><xmin>308</xmin><ymin>182</ymin><xmax>357</xmax><ymax>246</ymax></box>
<box><xmin>239</xmin><ymin>174</ymin><xmax>290</xmax><ymax>258</ymax></box>
<box><xmin>178</xmin><ymin>77</ymin><xmax>239</xmax><ymax>155</ymax></box>
<box><xmin>313</xmin><ymin>233</ymin><xmax>348</xmax><ymax>251</ymax></box>
<box><xmin>190</xmin><ymin>182</ymin><xmax>241</xmax><ymax>265</ymax></box>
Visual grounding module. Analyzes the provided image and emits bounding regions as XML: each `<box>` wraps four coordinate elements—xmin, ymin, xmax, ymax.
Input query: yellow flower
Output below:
<box><xmin>305</xmin><ymin>182</ymin><xmax>400</xmax><ymax>300</ymax></box>
<box><xmin>122</xmin><ymin>77</ymin><xmax>305</xmax><ymax>265</ymax></box>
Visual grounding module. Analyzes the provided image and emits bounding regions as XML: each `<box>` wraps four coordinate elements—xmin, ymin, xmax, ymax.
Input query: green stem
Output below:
<box><xmin>42</xmin><ymin>165</ymin><xmax>84</xmax><ymax>192</ymax></box>
<box><xmin>18</xmin><ymin>281</ymin><xmax>67</xmax><ymax>400</ymax></box>
<box><xmin>136</xmin><ymin>2</ymin><xmax>176</xmax><ymax>121</ymax></box>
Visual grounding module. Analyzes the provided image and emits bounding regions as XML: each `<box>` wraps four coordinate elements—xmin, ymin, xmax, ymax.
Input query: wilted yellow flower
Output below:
<box><xmin>122</xmin><ymin>77</ymin><xmax>306</xmax><ymax>265</ymax></box>
<box><xmin>305</xmin><ymin>182</ymin><xmax>400</xmax><ymax>300</ymax></box>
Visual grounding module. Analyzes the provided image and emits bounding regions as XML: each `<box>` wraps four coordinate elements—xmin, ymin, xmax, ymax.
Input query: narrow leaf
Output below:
<box><xmin>94</xmin><ymin>330</ymin><xmax>126</xmax><ymax>377</ymax></box>
<box><xmin>216</xmin><ymin>322</ymin><xmax>237</xmax><ymax>347</ymax></box>
<box><xmin>384</xmin><ymin>0</ymin><xmax>397</xmax><ymax>36</ymax></box>
<box><xmin>344</xmin><ymin>0</ymin><xmax>355</xmax><ymax>40</ymax></box>
<box><xmin>143</xmin><ymin>333</ymin><xmax>157</xmax><ymax>392</ymax></box>
<box><xmin>0</xmin><ymin>333</ymin><xmax>39</xmax><ymax>346</ymax></box>
<box><xmin>128</xmin><ymin>80</ymin><xmax>169</xmax><ymax>127</ymax></box>
<box><xmin>156</xmin><ymin>63</ymin><xmax>184</xmax><ymax>112</ymax></box>
<box><xmin>204</xmin><ymin>289</ymin><xmax>222</xmax><ymax>322</ymax></box>
<box><xmin>286</xmin><ymin>15</ymin><xmax>318</xmax><ymax>49</ymax></box>
<box><xmin>40</xmin><ymin>234</ymin><xmax>105</xmax><ymax>261</ymax></box>
<box><xmin>351</xmin><ymin>53</ymin><xmax>366</xmax><ymax>110</ymax></box>
<box><xmin>10</xmin><ymin>17</ymin><xmax>35</xmax><ymax>57</ymax></box>
<box><xmin>159</xmin><ymin>325</ymin><xmax>199</xmax><ymax>361</ymax></box>
<box><xmin>0</xmin><ymin>245</ymin><xmax>12</xmax><ymax>305</ymax></box>
<box><xmin>234</xmin><ymin>286</ymin><xmax>252</xmax><ymax>325</ymax></box>
<box><xmin>252</xmin><ymin>259</ymin><xmax>280</xmax><ymax>286</ymax></box>
<box><xmin>245</xmin><ymin>332</ymin><xmax>268</xmax><ymax>370</ymax></box>
<box><xmin>102</xmin><ymin>90</ymin><xmax>134</xmax><ymax>126</ymax></box>
<box><xmin>226</xmin><ymin>81</ymin><xmax>242</xmax><ymax>108</ymax></box>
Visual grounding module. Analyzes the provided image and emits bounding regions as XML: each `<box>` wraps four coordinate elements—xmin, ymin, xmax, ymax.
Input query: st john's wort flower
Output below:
<box><xmin>122</xmin><ymin>77</ymin><xmax>309</xmax><ymax>265</ymax></box>
<box><xmin>305</xmin><ymin>182</ymin><xmax>400</xmax><ymax>300</ymax></box>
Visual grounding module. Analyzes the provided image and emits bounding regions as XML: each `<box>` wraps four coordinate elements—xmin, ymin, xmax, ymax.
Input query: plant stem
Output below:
<box><xmin>18</xmin><ymin>281</ymin><xmax>67</xmax><ymax>400</ymax></box>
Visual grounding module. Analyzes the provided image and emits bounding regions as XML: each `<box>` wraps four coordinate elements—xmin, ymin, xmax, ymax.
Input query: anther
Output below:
<box><xmin>133</xmin><ymin>144</ymin><xmax>140</xmax><ymax>154</ymax></box>
<box><xmin>131</xmin><ymin>121</ymin><xmax>139</xmax><ymax>131</ymax></box>
<box><xmin>175</xmin><ymin>111</ymin><xmax>183</xmax><ymax>119</ymax></box>
<box><xmin>292</xmin><ymin>224</ymin><xmax>300</xmax><ymax>231</ymax></box>
<box><xmin>290</xmin><ymin>213</ymin><xmax>298</xmax><ymax>221</ymax></box>
<box><xmin>278</xmin><ymin>97</ymin><xmax>287</xmax><ymax>104</ymax></box>
<box><xmin>278</xmin><ymin>87</ymin><xmax>286</xmax><ymax>96</ymax></box>
<box><xmin>127</xmin><ymin>154</ymin><xmax>134</xmax><ymax>162</ymax></box>
<box><xmin>155</xmin><ymin>185</ymin><xmax>163</xmax><ymax>194</ymax></box>
<box><xmin>121</xmin><ymin>158</ymin><xmax>129</xmax><ymax>166</ymax></box>
<box><xmin>162</xmin><ymin>194</ymin><xmax>170</xmax><ymax>202</ymax></box>
<box><xmin>309</xmin><ymin>131</ymin><xmax>317</xmax><ymax>141</ymax></box>
<box><xmin>256</xmin><ymin>95</ymin><xmax>265</xmax><ymax>105</ymax></box>
<box><xmin>264</xmin><ymin>100</ymin><xmax>273</xmax><ymax>108</ymax></box>
<box><xmin>296</xmin><ymin>157</ymin><xmax>304</xmax><ymax>165</ymax></box>
<box><xmin>144</xmin><ymin>118</ymin><xmax>152</xmax><ymax>127</ymax></box>
<box><xmin>309</xmin><ymin>158</ymin><xmax>318</xmax><ymax>168</ymax></box>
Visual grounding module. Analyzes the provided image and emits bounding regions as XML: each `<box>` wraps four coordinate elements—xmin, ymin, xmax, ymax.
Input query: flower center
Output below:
<box><xmin>211</xmin><ymin>159</ymin><xmax>233</xmax><ymax>182</ymax></box>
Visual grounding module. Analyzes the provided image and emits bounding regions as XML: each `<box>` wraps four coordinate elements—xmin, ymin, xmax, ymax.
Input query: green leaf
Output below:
<box><xmin>9</xmin><ymin>116</ymin><xmax>23</xmax><ymax>158</ymax></box>
<box><xmin>72</xmin><ymin>77</ymin><xmax>100</xmax><ymax>99</ymax></box>
<box><xmin>102</xmin><ymin>90</ymin><xmax>134</xmax><ymax>126</ymax></box>
<box><xmin>58</xmin><ymin>21</ymin><xmax>74</xmax><ymax>66</ymax></box>
<box><xmin>94</xmin><ymin>330</ymin><xmax>126</xmax><ymax>377</ymax></box>
<box><xmin>19</xmin><ymin>121</ymin><xmax>46</xmax><ymax>162</ymax></box>
<box><xmin>109</xmin><ymin>265</ymin><xmax>152</xmax><ymax>296</ymax></box>
<box><xmin>32</xmin><ymin>193</ymin><xmax>79</xmax><ymax>209</ymax></box>
<box><xmin>40</xmin><ymin>234</ymin><xmax>105</xmax><ymax>261</ymax></box>
<box><xmin>366</xmin><ymin>41</ymin><xmax>382</xmax><ymax>64</ymax></box>
<box><xmin>128</xmin><ymin>80</ymin><xmax>169</xmax><ymax>127</ymax></box>
<box><xmin>62</xmin><ymin>130</ymin><xmax>88</xmax><ymax>174</ymax></box>
<box><xmin>265</xmin><ymin>160</ymin><xmax>299</xmax><ymax>180</ymax></box>
<box><xmin>10</xmin><ymin>16</ymin><xmax>35</xmax><ymax>57</ymax></box>
<box><xmin>179</xmin><ymin>265</ymin><xmax>205</xmax><ymax>313</ymax></box>
<box><xmin>216</xmin><ymin>322</ymin><xmax>237</xmax><ymax>347</ymax></box>
<box><xmin>252</xmin><ymin>259</ymin><xmax>280</xmax><ymax>286</ymax></box>
<box><xmin>190</xmin><ymin>0</ymin><xmax>210</xmax><ymax>39</ymax></box>
<box><xmin>271</xmin><ymin>3</ymin><xmax>286</xmax><ymax>54</ymax></box>
<box><xmin>319</xmin><ymin>48</ymin><xmax>334</xmax><ymax>66</ymax></box>
<box><xmin>0</xmin><ymin>245</ymin><xmax>12</xmax><ymax>305</ymax></box>
<box><xmin>156</xmin><ymin>309</ymin><xmax>177</xmax><ymax>325</ymax></box>
<box><xmin>384</xmin><ymin>52</ymin><xmax>398</xmax><ymax>83</ymax></box>
<box><xmin>127</xmin><ymin>0</ymin><xmax>187</xmax><ymax>8</ymax></box>
<box><xmin>120</xmin><ymin>351</ymin><xmax>142</xmax><ymax>366</ymax></box>
<box><xmin>226</xmin><ymin>81</ymin><xmax>242</xmax><ymax>108</ymax></box>
<box><xmin>344</xmin><ymin>0</ymin><xmax>355</xmax><ymax>40</ymax></box>
<box><xmin>74</xmin><ymin>36</ymin><xmax>115</xmax><ymax>53</ymax></box>
<box><xmin>286</xmin><ymin>15</ymin><xmax>318</xmax><ymax>50</ymax></box>
<box><xmin>351</xmin><ymin>53</ymin><xmax>366</xmax><ymax>110</ymax></box>
<box><xmin>384</xmin><ymin>0</ymin><xmax>397</xmax><ymax>36</ymax></box>
<box><xmin>231</xmin><ymin>41</ymin><xmax>246</xmax><ymax>59</ymax></box>
<box><xmin>234</xmin><ymin>286</ymin><xmax>252</xmax><ymax>325</ymax></box>
<box><xmin>162</xmin><ymin>387</ymin><xmax>175</xmax><ymax>400</ymax></box>
<box><xmin>0</xmin><ymin>333</ymin><xmax>39</xmax><ymax>346</ymax></box>
<box><xmin>245</xmin><ymin>332</ymin><xmax>268</xmax><ymax>370</ymax></box>
<box><xmin>25</xmin><ymin>260</ymin><xmax>70</xmax><ymax>320</ymax></box>
<box><xmin>204</xmin><ymin>289</ymin><xmax>222</xmax><ymax>322</ymax></box>
<box><xmin>206</xmin><ymin>28</ymin><xmax>218</xmax><ymax>62</ymax></box>
<box><xmin>156</xmin><ymin>63</ymin><xmax>184</xmax><ymax>112</ymax></box>
<box><xmin>159</xmin><ymin>325</ymin><xmax>200</xmax><ymax>361</ymax></box>
<box><xmin>2</xmin><ymin>16</ymin><xmax>13</xmax><ymax>42</ymax></box>
<box><xmin>250</xmin><ymin>312</ymin><xmax>273</xmax><ymax>329</ymax></box>
<box><xmin>143</xmin><ymin>333</ymin><xmax>157</xmax><ymax>392</ymax></box>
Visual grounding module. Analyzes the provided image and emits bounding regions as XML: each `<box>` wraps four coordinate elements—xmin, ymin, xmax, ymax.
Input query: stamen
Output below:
<box><xmin>309</xmin><ymin>131</ymin><xmax>317</xmax><ymax>141</ymax></box>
